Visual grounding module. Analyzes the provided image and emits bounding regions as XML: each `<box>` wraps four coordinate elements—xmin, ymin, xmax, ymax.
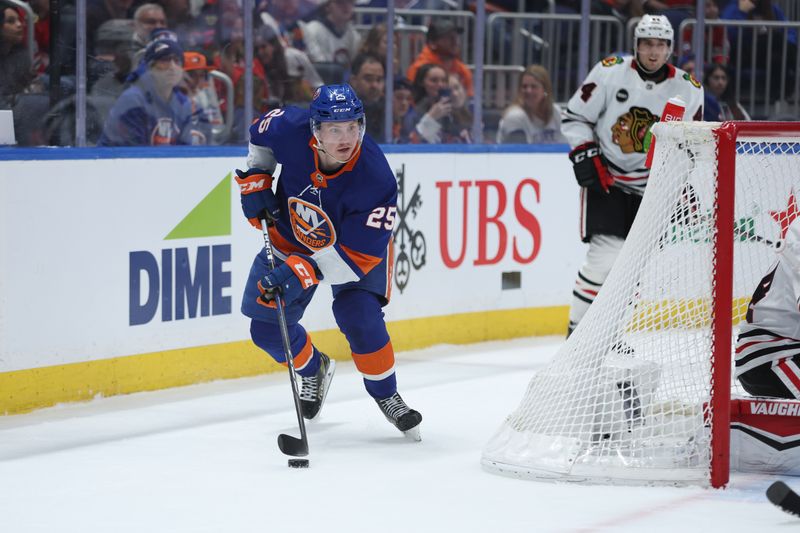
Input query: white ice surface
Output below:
<box><xmin>0</xmin><ymin>337</ymin><xmax>795</xmax><ymax>532</ymax></box>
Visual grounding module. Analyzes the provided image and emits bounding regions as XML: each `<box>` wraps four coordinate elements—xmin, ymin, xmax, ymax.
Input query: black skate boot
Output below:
<box><xmin>375</xmin><ymin>392</ymin><xmax>422</xmax><ymax>441</ymax></box>
<box><xmin>298</xmin><ymin>352</ymin><xmax>335</xmax><ymax>420</ymax></box>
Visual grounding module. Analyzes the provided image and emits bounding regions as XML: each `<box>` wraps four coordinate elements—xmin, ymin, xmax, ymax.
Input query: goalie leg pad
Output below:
<box><xmin>731</xmin><ymin>397</ymin><xmax>800</xmax><ymax>475</ymax></box>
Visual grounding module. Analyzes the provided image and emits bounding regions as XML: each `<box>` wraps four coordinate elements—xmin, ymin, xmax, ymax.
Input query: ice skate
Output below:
<box><xmin>376</xmin><ymin>392</ymin><xmax>422</xmax><ymax>441</ymax></box>
<box><xmin>298</xmin><ymin>352</ymin><xmax>335</xmax><ymax>420</ymax></box>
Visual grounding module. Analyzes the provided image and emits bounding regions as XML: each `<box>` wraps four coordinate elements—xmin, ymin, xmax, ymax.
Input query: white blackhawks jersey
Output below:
<box><xmin>562</xmin><ymin>55</ymin><xmax>704</xmax><ymax>195</ymax></box>
<box><xmin>736</xmin><ymin>219</ymin><xmax>800</xmax><ymax>377</ymax></box>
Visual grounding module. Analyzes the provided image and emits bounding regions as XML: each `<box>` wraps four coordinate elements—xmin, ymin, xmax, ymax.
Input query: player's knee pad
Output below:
<box><xmin>332</xmin><ymin>290</ymin><xmax>390</xmax><ymax>353</ymax></box>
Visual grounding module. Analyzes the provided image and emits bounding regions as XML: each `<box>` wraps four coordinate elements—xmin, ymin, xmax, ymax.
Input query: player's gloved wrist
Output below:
<box><xmin>235</xmin><ymin>168</ymin><xmax>280</xmax><ymax>229</ymax></box>
<box><xmin>258</xmin><ymin>254</ymin><xmax>323</xmax><ymax>306</ymax></box>
<box><xmin>569</xmin><ymin>142</ymin><xmax>614</xmax><ymax>193</ymax></box>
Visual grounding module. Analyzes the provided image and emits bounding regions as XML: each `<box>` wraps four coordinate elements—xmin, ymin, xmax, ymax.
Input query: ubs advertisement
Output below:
<box><xmin>0</xmin><ymin>150</ymin><xmax>584</xmax><ymax>372</ymax></box>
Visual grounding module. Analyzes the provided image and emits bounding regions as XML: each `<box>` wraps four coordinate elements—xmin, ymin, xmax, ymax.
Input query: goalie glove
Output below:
<box><xmin>258</xmin><ymin>254</ymin><xmax>323</xmax><ymax>306</ymax></box>
<box><xmin>235</xmin><ymin>168</ymin><xmax>280</xmax><ymax>229</ymax></box>
<box><xmin>569</xmin><ymin>142</ymin><xmax>615</xmax><ymax>193</ymax></box>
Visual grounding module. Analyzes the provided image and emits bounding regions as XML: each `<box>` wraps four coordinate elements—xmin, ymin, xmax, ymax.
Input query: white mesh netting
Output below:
<box><xmin>482</xmin><ymin>122</ymin><xmax>800</xmax><ymax>486</ymax></box>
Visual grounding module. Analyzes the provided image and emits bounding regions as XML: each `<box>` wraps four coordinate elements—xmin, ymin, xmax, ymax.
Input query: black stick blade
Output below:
<box><xmin>767</xmin><ymin>481</ymin><xmax>800</xmax><ymax>518</ymax></box>
<box><xmin>278</xmin><ymin>433</ymin><xmax>308</xmax><ymax>457</ymax></box>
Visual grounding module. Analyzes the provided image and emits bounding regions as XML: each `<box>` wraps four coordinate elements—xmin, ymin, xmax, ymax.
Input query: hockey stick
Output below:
<box><xmin>260</xmin><ymin>219</ymin><xmax>309</xmax><ymax>457</ymax></box>
<box><xmin>767</xmin><ymin>481</ymin><xmax>800</xmax><ymax>518</ymax></box>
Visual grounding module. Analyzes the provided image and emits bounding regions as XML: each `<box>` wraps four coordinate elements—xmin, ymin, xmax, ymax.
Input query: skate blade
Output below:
<box><xmin>308</xmin><ymin>359</ymin><xmax>336</xmax><ymax>422</ymax></box>
<box><xmin>403</xmin><ymin>425</ymin><xmax>422</xmax><ymax>442</ymax></box>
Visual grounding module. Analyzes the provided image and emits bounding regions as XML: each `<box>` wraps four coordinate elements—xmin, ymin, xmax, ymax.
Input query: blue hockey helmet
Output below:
<box><xmin>310</xmin><ymin>83</ymin><xmax>365</xmax><ymax>124</ymax></box>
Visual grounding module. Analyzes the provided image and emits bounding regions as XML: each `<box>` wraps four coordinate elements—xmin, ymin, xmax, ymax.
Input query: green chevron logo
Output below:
<box><xmin>165</xmin><ymin>173</ymin><xmax>231</xmax><ymax>240</ymax></box>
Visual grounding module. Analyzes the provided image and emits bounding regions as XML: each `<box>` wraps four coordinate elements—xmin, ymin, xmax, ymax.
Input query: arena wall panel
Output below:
<box><xmin>0</xmin><ymin>145</ymin><xmax>584</xmax><ymax>414</ymax></box>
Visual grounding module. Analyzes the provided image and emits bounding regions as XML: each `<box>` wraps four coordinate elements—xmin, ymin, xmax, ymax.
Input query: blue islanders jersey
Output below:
<box><xmin>248</xmin><ymin>106</ymin><xmax>397</xmax><ymax>301</ymax></box>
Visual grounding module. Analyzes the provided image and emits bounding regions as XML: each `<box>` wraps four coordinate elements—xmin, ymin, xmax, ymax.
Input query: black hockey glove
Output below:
<box><xmin>569</xmin><ymin>142</ymin><xmax>615</xmax><ymax>193</ymax></box>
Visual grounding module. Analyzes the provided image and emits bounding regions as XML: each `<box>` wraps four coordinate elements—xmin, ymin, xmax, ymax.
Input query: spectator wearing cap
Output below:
<box><xmin>181</xmin><ymin>50</ymin><xmax>223</xmax><ymax>144</ymax></box>
<box><xmin>98</xmin><ymin>39</ymin><xmax>206</xmax><ymax>146</ymax></box>
<box><xmin>406</xmin><ymin>19</ymin><xmax>473</xmax><ymax>97</ymax></box>
<box><xmin>301</xmin><ymin>0</ymin><xmax>361</xmax><ymax>69</ymax></box>
<box><xmin>349</xmin><ymin>52</ymin><xmax>385</xmax><ymax>140</ymax></box>
<box><xmin>89</xmin><ymin>19</ymin><xmax>135</xmax><ymax>100</ymax></box>
<box><xmin>131</xmin><ymin>4</ymin><xmax>168</xmax><ymax>59</ymax></box>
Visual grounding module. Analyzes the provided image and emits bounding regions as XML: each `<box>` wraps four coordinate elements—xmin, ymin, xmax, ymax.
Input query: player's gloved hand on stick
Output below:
<box><xmin>235</xmin><ymin>168</ymin><xmax>280</xmax><ymax>229</ymax></box>
<box><xmin>569</xmin><ymin>142</ymin><xmax>615</xmax><ymax>193</ymax></box>
<box><xmin>258</xmin><ymin>254</ymin><xmax>323</xmax><ymax>306</ymax></box>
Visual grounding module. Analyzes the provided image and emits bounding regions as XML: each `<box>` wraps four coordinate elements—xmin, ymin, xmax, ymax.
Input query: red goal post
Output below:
<box><xmin>483</xmin><ymin>121</ymin><xmax>800</xmax><ymax>488</ymax></box>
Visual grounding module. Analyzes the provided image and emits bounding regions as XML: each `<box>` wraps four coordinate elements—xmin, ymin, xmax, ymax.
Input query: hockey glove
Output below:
<box><xmin>258</xmin><ymin>254</ymin><xmax>323</xmax><ymax>306</ymax></box>
<box><xmin>235</xmin><ymin>168</ymin><xmax>280</xmax><ymax>229</ymax></box>
<box><xmin>569</xmin><ymin>142</ymin><xmax>615</xmax><ymax>193</ymax></box>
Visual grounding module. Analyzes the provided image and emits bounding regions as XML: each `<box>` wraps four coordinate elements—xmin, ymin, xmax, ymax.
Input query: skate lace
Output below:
<box><xmin>378</xmin><ymin>393</ymin><xmax>411</xmax><ymax>421</ymax></box>
<box><xmin>299</xmin><ymin>375</ymin><xmax>318</xmax><ymax>401</ymax></box>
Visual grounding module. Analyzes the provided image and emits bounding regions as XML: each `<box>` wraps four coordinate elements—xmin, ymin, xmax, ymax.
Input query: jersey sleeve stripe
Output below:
<box><xmin>340</xmin><ymin>243</ymin><xmax>383</xmax><ymax>276</ymax></box>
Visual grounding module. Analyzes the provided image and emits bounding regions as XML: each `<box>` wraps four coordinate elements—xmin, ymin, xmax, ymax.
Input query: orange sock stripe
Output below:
<box><xmin>352</xmin><ymin>341</ymin><xmax>395</xmax><ymax>378</ymax></box>
<box><xmin>291</xmin><ymin>335</ymin><xmax>314</xmax><ymax>371</ymax></box>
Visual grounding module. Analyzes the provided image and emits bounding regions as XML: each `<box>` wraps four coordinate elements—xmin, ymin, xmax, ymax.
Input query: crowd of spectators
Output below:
<box><xmin>0</xmin><ymin>0</ymin><xmax>798</xmax><ymax>147</ymax></box>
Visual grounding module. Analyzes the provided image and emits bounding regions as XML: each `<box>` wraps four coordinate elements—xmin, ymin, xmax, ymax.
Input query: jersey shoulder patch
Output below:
<box><xmin>601</xmin><ymin>55</ymin><xmax>624</xmax><ymax>67</ymax></box>
<box><xmin>682</xmin><ymin>72</ymin><xmax>702</xmax><ymax>89</ymax></box>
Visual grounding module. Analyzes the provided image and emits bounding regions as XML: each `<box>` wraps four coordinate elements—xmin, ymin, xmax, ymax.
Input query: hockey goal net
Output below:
<box><xmin>483</xmin><ymin>121</ymin><xmax>800</xmax><ymax>487</ymax></box>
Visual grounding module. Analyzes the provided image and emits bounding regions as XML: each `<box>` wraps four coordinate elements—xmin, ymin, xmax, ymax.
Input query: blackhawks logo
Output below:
<box><xmin>601</xmin><ymin>56</ymin><xmax>624</xmax><ymax>67</ymax></box>
<box><xmin>683</xmin><ymin>72</ymin><xmax>701</xmax><ymax>88</ymax></box>
<box><xmin>611</xmin><ymin>106</ymin><xmax>659</xmax><ymax>154</ymax></box>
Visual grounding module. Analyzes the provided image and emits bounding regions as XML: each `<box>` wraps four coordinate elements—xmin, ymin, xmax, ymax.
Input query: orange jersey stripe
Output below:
<box><xmin>340</xmin><ymin>244</ymin><xmax>382</xmax><ymax>276</ymax></box>
<box><xmin>352</xmin><ymin>341</ymin><xmax>395</xmax><ymax>377</ymax></box>
<box><xmin>385</xmin><ymin>238</ymin><xmax>394</xmax><ymax>301</ymax></box>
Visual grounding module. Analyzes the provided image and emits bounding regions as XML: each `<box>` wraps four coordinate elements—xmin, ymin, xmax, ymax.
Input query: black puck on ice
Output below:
<box><xmin>288</xmin><ymin>458</ymin><xmax>309</xmax><ymax>468</ymax></box>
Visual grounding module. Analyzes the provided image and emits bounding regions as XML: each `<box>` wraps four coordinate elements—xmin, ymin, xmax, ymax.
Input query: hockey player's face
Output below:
<box><xmin>637</xmin><ymin>38</ymin><xmax>670</xmax><ymax>72</ymax></box>
<box><xmin>318</xmin><ymin>120</ymin><xmax>360</xmax><ymax>159</ymax></box>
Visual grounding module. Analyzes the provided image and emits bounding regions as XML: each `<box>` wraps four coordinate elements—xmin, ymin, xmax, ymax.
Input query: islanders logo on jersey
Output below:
<box><xmin>601</xmin><ymin>56</ymin><xmax>624</xmax><ymax>67</ymax></box>
<box><xmin>151</xmin><ymin>118</ymin><xmax>179</xmax><ymax>145</ymax></box>
<box><xmin>288</xmin><ymin>197</ymin><xmax>336</xmax><ymax>251</ymax></box>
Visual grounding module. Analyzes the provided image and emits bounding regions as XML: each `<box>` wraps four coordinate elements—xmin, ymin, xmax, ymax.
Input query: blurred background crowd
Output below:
<box><xmin>0</xmin><ymin>0</ymin><xmax>797</xmax><ymax>147</ymax></box>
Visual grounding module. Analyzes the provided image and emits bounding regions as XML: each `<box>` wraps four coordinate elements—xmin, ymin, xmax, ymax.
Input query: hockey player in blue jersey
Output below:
<box><xmin>235</xmin><ymin>84</ymin><xmax>423</xmax><ymax>439</ymax></box>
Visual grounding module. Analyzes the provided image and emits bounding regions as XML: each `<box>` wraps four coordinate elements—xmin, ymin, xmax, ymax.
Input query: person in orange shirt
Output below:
<box><xmin>406</xmin><ymin>19</ymin><xmax>473</xmax><ymax>97</ymax></box>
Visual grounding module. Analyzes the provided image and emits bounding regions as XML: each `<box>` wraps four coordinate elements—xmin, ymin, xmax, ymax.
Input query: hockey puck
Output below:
<box><xmin>287</xmin><ymin>458</ymin><xmax>309</xmax><ymax>468</ymax></box>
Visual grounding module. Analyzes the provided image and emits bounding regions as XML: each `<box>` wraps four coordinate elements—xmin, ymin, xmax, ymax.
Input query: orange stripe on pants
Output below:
<box><xmin>281</xmin><ymin>334</ymin><xmax>314</xmax><ymax>372</ymax></box>
<box><xmin>352</xmin><ymin>341</ymin><xmax>395</xmax><ymax>379</ymax></box>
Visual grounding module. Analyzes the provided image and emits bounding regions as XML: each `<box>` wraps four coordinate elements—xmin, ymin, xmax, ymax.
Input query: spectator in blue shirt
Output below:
<box><xmin>98</xmin><ymin>38</ymin><xmax>208</xmax><ymax>146</ymax></box>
